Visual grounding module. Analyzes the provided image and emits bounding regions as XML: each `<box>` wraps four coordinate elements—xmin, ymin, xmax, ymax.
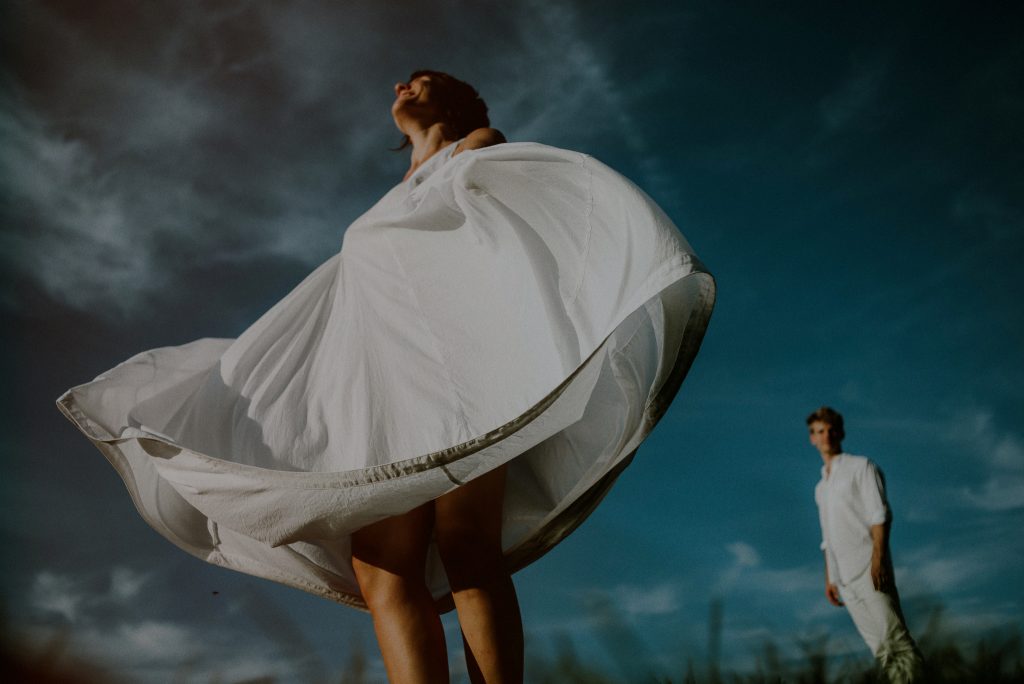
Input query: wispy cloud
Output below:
<box><xmin>20</xmin><ymin>565</ymin><xmax>348</xmax><ymax>682</ymax></box>
<box><xmin>711</xmin><ymin>542</ymin><xmax>823</xmax><ymax>623</ymax></box>
<box><xmin>818</xmin><ymin>54</ymin><xmax>887</xmax><ymax>134</ymax></box>
<box><xmin>614</xmin><ymin>581</ymin><xmax>681</xmax><ymax>616</ymax></box>
<box><xmin>937</xmin><ymin>601</ymin><xmax>1024</xmax><ymax>635</ymax></box>
<box><xmin>900</xmin><ymin>546</ymin><xmax>994</xmax><ymax>593</ymax></box>
<box><xmin>3</xmin><ymin>0</ymin><xmax>663</xmax><ymax>319</ymax></box>
<box><xmin>499</xmin><ymin>0</ymin><xmax>673</xmax><ymax>197</ymax></box>
<box><xmin>715</xmin><ymin>540</ymin><xmax>762</xmax><ymax>592</ymax></box>
<box><xmin>751</xmin><ymin>565</ymin><xmax>822</xmax><ymax>596</ymax></box>
<box><xmin>1</xmin><ymin>94</ymin><xmax>167</xmax><ymax>315</ymax></box>
<box><xmin>117</xmin><ymin>620</ymin><xmax>202</xmax><ymax>661</ymax></box>
<box><xmin>30</xmin><ymin>572</ymin><xmax>85</xmax><ymax>622</ymax></box>
<box><xmin>960</xmin><ymin>476</ymin><xmax>1024</xmax><ymax>511</ymax></box>
<box><xmin>56</xmin><ymin>620</ymin><xmax>290</xmax><ymax>682</ymax></box>
<box><xmin>110</xmin><ymin>566</ymin><xmax>150</xmax><ymax>602</ymax></box>
<box><xmin>898</xmin><ymin>525</ymin><xmax>1024</xmax><ymax>605</ymax></box>
<box><xmin>946</xmin><ymin>408</ymin><xmax>1024</xmax><ymax>511</ymax></box>
<box><xmin>0</xmin><ymin>3</ymin><xmax>389</xmax><ymax>316</ymax></box>
<box><xmin>726</xmin><ymin>541</ymin><xmax>761</xmax><ymax>568</ymax></box>
<box><xmin>29</xmin><ymin>565</ymin><xmax>151</xmax><ymax>622</ymax></box>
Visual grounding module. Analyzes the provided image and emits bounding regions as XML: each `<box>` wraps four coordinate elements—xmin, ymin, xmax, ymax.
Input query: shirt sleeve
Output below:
<box><xmin>859</xmin><ymin>460</ymin><xmax>890</xmax><ymax>526</ymax></box>
<box><xmin>824</xmin><ymin>548</ymin><xmax>838</xmax><ymax>584</ymax></box>
<box><xmin>814</xmin><ymin>483</ymin><xmax>827</xmax><ymax>550</ymax></box>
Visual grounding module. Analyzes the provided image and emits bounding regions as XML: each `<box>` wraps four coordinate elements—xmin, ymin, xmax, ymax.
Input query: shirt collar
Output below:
<box><xmin>821</xmin><ymin>452</ymin><xmax>846</xmax><ymax>480</ymax></box>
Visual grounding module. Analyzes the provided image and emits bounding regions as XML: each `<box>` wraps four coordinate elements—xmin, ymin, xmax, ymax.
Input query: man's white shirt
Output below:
<box><xmin>815</xmin><ymin>453</ymin><xmax>890</xmax><ymax>585</ymax></box>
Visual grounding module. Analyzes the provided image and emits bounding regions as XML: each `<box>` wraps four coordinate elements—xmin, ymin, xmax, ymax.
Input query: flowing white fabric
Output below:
<box><xmin>58</xmin><ymin>142</ymin><xmax>715</xmax><ymax>610</ymax></box>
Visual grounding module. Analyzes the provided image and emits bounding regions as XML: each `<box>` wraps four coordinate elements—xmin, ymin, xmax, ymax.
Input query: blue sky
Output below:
<box><xmin>2</xmin><ymin>1</ymin><xmax>1022</xmax><ymax>681</ymax></box>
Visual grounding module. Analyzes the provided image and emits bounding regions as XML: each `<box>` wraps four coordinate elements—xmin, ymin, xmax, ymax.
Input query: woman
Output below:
<box><xmin>352</xmin><ymin>70</ymin><xmax>521</xmax><ymax>683</ymax></box>
<box><xmin>58</xmin><ymin>71</ymin><xmax>715</xmax><ymax>683</ymax></box>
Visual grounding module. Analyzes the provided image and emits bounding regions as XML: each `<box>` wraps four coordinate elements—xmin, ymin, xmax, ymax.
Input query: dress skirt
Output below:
<box><xmin>57</xmin><ymin>142</ymin><xmax>716</xmax><ymax>610</ymax></box>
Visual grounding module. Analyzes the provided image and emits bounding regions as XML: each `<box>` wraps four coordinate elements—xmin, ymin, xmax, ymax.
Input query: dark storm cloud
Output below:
<box><xmin>17</xmin><ymin>563</ymin><xmax>344</xmax><ymax>681</ymax></box>
<box><xmin>1</xmin><ymin>0</ymin><xmax>659</xmax><ymax>319</ymax></box>
<box><xmin>1</xmin><ymin>2</ymin><xmax>388</xmax><ymax>315</ymax></box>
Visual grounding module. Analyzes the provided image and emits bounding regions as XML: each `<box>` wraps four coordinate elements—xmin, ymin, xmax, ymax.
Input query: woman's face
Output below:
<box><xmin>392</xmin><ymin>74</ymin><xmax>442</xmax><ymax>128</ymax></box>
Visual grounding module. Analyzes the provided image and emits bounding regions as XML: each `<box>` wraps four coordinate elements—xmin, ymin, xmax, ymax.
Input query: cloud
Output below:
<box><xmin>901</xmin><ymin>551</ymin><xmax>992</xmax><ymax>593</ymax></box>
<box><xmin>818</xmin><ymin>55</ymin><xmax>886</xmax><ymax>134</ymax></box>
<box><xmin>712</xmin><ymin>541</ymin><xmax>821</xmax><ymax>605</ymax></box>
<box><xmin>3</xmin><ymin>0</ymin><xmax>662</xmax><ymax>319</ymax></box>
<box><xmin>0</xmin><ymin>3</ymin><xmax>384</xmax><ymax>316</ymax></box>
<box><xmin>750</xmin><ymin>565</ymin><xmax>822</xmax><ymax>596</ymax></box>
<box><xmin>495</xmin><ymin>0</ymin><xmax>672</xmax><ymax>197</ymax></box>
<box><xmin>945</xmin><ymin>408</ymin><xmax>1024</xmax><ymax>511</ymax></box>
<box><xmin>898</xmin><ymin>533</ymin><xmax>1023</xmax><ymax>597</ymax></box>
<box><xmin>726</xmin><ymin>541</ymin><xmax>761</xmax><ymax>568</ymax></box>
<box><xmin>29</xmin><ymin>566</ymin><xmax>152</xmax><ymax>622</ymax></box>
<box><xmin>991</xmin><ymin>434</ymin><xmax>1024</xmax><ymax>469</ymax></box>
<box><xmin>109</xmin><ymin>566</ymin><xmax>150</xmax><ymax>602</ymax></box>
<box><xmin>30</xmin><ymin>572</ymin><xmax>85</xmax><ymax>622</ymax></box>
<box><xmin>715</xmin><ymin>540</ymin><xmax>763</xmax><ymax>592</ymax></box>
<box><xmin>0</xmin><ymin>95</ymin><xmax>166</xmax><ymax>315</ymax></box>
<box><xmin>940</xmin><ymin>603</ymin><xmax>1024</xmax><ymax>635</ymax></box>
<box><xmin>960</xmin><ymin>475</ymin><xmax>1024</xmax><ymax>512</ymax></box>
<box><xmin>116</xmin><ymin>620</ymin><xmax>201</xmax><ymax>662</ymax></box>
<box><xmin>49</xmin><ymin>620</ymin><xmax>292</xmax><ymax>682</ymax></box>
<box><xmin>20</xmin><ymin>566</ymin><xmax>338</xmax><ymax>682</ymax></box>
<box><xmin>614</xmin><ymin>582</ymin><xmax>680</xmax><ymax>616</ymax></box>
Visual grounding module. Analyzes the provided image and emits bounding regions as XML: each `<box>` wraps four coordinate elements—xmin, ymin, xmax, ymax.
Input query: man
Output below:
<box><xmin>808</xmin><ymin>406</ymin><xmax>923</xmax><ymax>682</ymax></box>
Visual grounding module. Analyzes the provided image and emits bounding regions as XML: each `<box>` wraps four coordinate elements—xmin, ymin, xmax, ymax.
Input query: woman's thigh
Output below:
<box><xmin>352</xmin><ymin>502</ymin><xmax>435</xmax><ymax>575</ymax></box>
<box><xmin>434</xmin><ymin>465</ymin><xmax>507</xmax><ymax>572</ymax></box>
<box><xmin>435</xmin><ymin>465</ymin><xmax>507</xmax><ymax>541</ymax></box>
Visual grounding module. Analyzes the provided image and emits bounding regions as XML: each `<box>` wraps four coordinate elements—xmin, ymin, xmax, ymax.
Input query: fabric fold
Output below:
<box><xmin>58</xmin><ymin>142</ymin><xmax>715</xmax><ymax>610</ymax></box>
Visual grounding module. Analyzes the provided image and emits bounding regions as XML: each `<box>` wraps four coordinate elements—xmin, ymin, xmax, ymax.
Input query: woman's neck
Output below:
<box><xmin>403</xmin><ymin>122</ymin><xmax>458</xmax><ymax>180</ymax></box>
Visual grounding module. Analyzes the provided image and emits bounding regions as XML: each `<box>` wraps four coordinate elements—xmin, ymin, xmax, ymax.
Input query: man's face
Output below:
<box><xmin>808</xmin><ymin>420</ymin><xmax>841</xmax><ymax>457</ymax></box>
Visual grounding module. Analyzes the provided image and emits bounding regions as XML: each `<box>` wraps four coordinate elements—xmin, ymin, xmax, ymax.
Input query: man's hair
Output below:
<box><xmin>806</xmin><ymin>406</ymin><xmax>845</xmax><ymax>441</ymax></box>
<box><xmin>396</xmin><ymin>70</ymin><xmax>490</xmax><ymax>149</ymax></box>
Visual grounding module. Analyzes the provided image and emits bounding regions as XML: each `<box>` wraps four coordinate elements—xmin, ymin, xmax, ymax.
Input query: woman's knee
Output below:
<box><xmin>352</xmin><ymin>554</ymin><xmax>425</xmax><ymax>610</ymax></box>
<box><xmin>351</xmin><ymin>505</ymin><xmax>434</xmax><ymax>606</ymax></box>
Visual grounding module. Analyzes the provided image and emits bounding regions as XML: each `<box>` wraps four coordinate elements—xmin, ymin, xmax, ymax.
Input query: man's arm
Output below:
<box><xmin>870</xmin><ymin>522</ymin><xmax>894</xmax><ymax>593</ymax></box>
<box><xmin>860</xmin><ymin>460</ymin><xmax>894</xmax><ymax>593</ymax></box>
<box><xmin>816</xmin><ymin>483</ymin><xmax>842</xmax><ymax>606</ymax></box>
<box><xmin>823</xmin><ymin>551</ymin><xmax>843</xmax><ymax>606</ymax></box>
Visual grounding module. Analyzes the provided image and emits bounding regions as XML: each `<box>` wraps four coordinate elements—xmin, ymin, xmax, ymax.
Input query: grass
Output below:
<box><xmin>2</xmin><ymin>600</ymin><xmax>1021</xmax><ymax>683</ymax></box>
<box><xmin>522</xmin><ymin>599</ymin><xmax>1023</xmax><ymax>684</ymax></box>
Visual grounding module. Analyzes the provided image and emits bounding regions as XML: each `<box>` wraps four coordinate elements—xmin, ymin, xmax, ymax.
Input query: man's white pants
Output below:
<box><xmin>838</xmin><ymin>570</ymin><xmax>923</xmax><ymax>682</ymax></box>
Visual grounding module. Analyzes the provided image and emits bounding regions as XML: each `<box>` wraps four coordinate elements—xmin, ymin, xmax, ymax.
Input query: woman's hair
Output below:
<box><xmin>396</xmin><ymin>70</ymin><xmax>490</xmax><ymax>148</ymax></box>
<box><xmin>806</xmin><ymin>406</ymin><xmax>845</xmax><ymax>441</ymax></box>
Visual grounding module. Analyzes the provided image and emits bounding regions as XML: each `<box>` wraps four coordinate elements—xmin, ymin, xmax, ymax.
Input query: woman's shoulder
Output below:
<box><xmin>454</xmin><ymin>128</ymin><xmax>506</xmax><ymax>155</ymax></box>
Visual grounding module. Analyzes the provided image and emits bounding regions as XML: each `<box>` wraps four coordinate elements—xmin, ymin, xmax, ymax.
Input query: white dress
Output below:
<box><xmin>57</xmin><ymin>141</ymin><xmax>715</xmax><ymax>610</ymax></box>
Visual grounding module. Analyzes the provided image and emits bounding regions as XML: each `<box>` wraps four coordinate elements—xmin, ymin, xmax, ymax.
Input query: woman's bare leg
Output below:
<box><xmin>352</xmin><ymin>503</ymin><xmax>448</xmax><ymax>684</ymax></box>
<box><xmin>435</xmin><ymin>465</ymin><xmax>523</xmax><ymax>684</ymax></box>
